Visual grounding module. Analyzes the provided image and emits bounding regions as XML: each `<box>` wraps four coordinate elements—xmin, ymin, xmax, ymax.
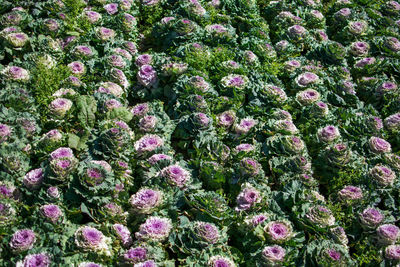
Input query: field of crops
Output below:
<box><xmin>1</xmin><ymin>0</ymin><xmax>400</xmax><ymax>266</ymax></box>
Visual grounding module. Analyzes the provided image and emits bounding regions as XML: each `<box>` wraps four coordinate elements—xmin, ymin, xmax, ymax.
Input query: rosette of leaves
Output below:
<box><xmin>249</xmin><ymin>218</ymin><xmax>305</xmax><ymax>254</ymax></box>
<box><xmin>167</xmin><ymin>75</ymin><xmax>218</xmax><ymax>103</ymax></box>
<box><xmin>101</xmin><ymin>51</ymin><xmax>132</xmax><ymax>73</ymax></box>
<box><xmin>248</xmin><ymin>244</ymin><xmax>299</xmax><ymax>267</ymax></box>
<box><xmin>0</xmin><ymin>142</ymin><xmax>31</xmax><ymax>179</ymax></box>
<box><xmin>327</xmin><ymin>5</ymin><xmax>354</xmax><ymax>31</ymax></box>
<box><xmin>133</xmin><ymin>133</ymin><xmax>170</xmax><ymax>160</ymax></box>
<box><xmin>303</xmin><ymin>239</ymin><xmax>354</xmax><ymax>266</ymax></box>
<box><xmin>47</xmin><ymin>152</ymin><xmax>79</xmax><ymax>184</ymax></box>
<box><xmin>136</xmin><ymin>152</ymin><xmax>175</xmax><ymax>182</ymax></box>
<box><xmin>69</xmin><ymin>223</ymin><xmax>112</xmax><ymax>260</ymax></box>
<box><xmin>153</xmin><ymin>18</ymin><xmax>202</xmax><ymax>48</ymax></box>
<box><xmin>0</xmin><ymin>30</ymin><xmax>31</xmax><ymax>56</ymax></box>
<box><xmin>311</xmin><ymin>28</ymin><xmax>329</xmax><ymax>44</ymax></box>
<box><xmin>115</xmin><ymin>12</ymin><xmax>139</xmax><ymax>38</ymax></box>
<box><xmin>174</xmin><ymin>0</ymin><xmax>209</xmax><ymax>23</ymax></box>
<box><xmin>239</xmin><ymin>50</ymin><xmax>261</xmax><ymax>72</ymax></box>
<box><xmin>339</xmin><ymin>110</ymin><xmax>384</xmax><ymax>142</ymax></box>
<box><xmin>142</xmin><ymin>160</ymin><xmax>199</xmax><ymax>192</ymax></box>
<box><xmin>5</xmin><ymin>249</ymin><xmax>58</xmax><ymax>267</ymax></box>
<box><xmin>112</xmin><ymin>160</ymin><xmax>134</xmax><ymax>184</ymax></box>
<box><xmin>354</xmin><ymin>75</ymin><xmax>384</xmax><ymax>101</ymax></box>
<box><xmin>97</xmin><ymin>202</ymin><xmax>128</xmax><ymax>225</ymax></box>
<box><xmin>109</xmin><ymin>222</ymin><xmax>133</xmax><ymax>250</ymax></box>
<box><xmin>313</xmin><ymin>41</ymin><xmax>347</xmax><ymax>64</ymax></box>
<box><xmin>0</xmin><ymin>107</ymin><xmax>40</xmax><ymax>140</ymax></box>
<box><xmin>269</xmin><ymin>155</ymin><xmax>313</xmax><ymax>180</ymax></box>
<box><xmin>34</xmin><ymin>129</ymin><xmax>65</xmax><ymax>156</ymax></box>
<box><xmin>103</xmin><ymin>44</ymin><xmax>132</xmax><ymax>67</ymax></box>
<box><xmin>219</xmin><ymin>74</ymin><xmax>250</xmax><ymax>98</ymax></box>
<box><xmin>263</xmin><ymin>134</ymin><xmax>307</xmax><ymax>159</ymax></box>
<box><xmin>71</xmin><ymin>160</ymin><xmax>117</xmax><ymax>205</ymax></box>
<box><xmin>130</xmin><ymin>101</ymin><xmax>175</xmax><ymax>136</ymax></box>
<box><xmin>1</xmin><ymin>8</ymin><xmax>32</xmax><ymax>28</ymax></box>
<box><xmin>199</xmin><ymin>161</ymin><xmax>228</xmax><ymax>192</ymax></box>
<box><xmin>216</xmin><ymin>60</ymin><xmax>246</xmax><ymax>78</ymax></box>
<box><xmin>202</xmin><ymin>23</ymin><xmax>238</xmax><ymax>46</ymax></box>
<box><xmin>352</xmin><ymin>57</ymin><xmax>384</xmax><ymax>79</ymax></box>
<box><xmin>276</xmin><ymin>173</ymin><xmax>319</xmax><ymax>189</ymax></box>
<box><xmin>159</xmin><ymin>61</ymin><xmax>189</xmax><ymax>84</ymax></box>
<box><xmin>68</xmin><ymin>44</ymin><xmax>98</xmax><ymax>63</ymax></box>
<box><xmin>94</xmin><ymin>95</ymin><xmax>132</xmax><ymax>124</ymax></box>
<box><xmin>182</xmin><ymin>246</ymin><xmax>240</xmax><ymax>266</ymax></box>
<box><xmin>0</xmin><ymin>200</ymin><xmax>18</xmax><ymax>229</ymax></box>
<box><xmin>46</xmin><ymin>95</ymin><xmax>74</xmax><ymax>125</ymax></box>
<box><xmin>230</xmin><ymin>157</ymin><xmax>265</xmax><ymax>185</ymax></box>
<box><xmin>294</xmin><ymin>202</ymin><xmax>337</xmax><ymax>235</ymax></box>
<box><xmin>264</xmin><ymin>108</ymin><xmax>294</xmax><ymax>122</ymax></box>
<box><xmin>380</xmin><ymin>0</ymin><xmax>400</xmax><ymax>16</ymax></box>
<box><xmin>240</xmin><ymin>37</ymin><xmax>277</xmax><ymax>61</ymax></box>
<box><xmin>281</xmin><ymin>25</ymin><xmax>312</xmax><ymax>48</ymax></box>
<box><xmin>236</xmin><ymin>211</ymin><xmax>273</xmax><ymax>240</ymax></box>
<box><xmin>288</xmin><ymin>74</ymin><xmax>325</xmax><ymax>100</ymax></box>
<box><xmin>173</xmin><ymin>113</ymin><xmax>215</xmax><ymax>142</ymax></box>
<box><xmin>169</xmin><ymin>216</ymin><xmax>229</xmax><ymax>257</ymax></box>
<box><xmin>232</xmin><ymin>182</ymin><xmax>271</xmax><ymax>214</ymax></box>
<box><xmin>315</xmin><ymin>142</ymin><xmax>363</xmax><ymax>173</ymax></box>
<box><xmin>249</xmin><ymin>82</ymin><xmax>289</xmax><ymax>110</ymax></box>
<box><xmin>303</xmin><ymin>9</ymin><xmax>326</xmax><ymax>29</ymax></box>
<box><xmin>128</xmin><ymin>186</ymin><xmax>174</xmax><ymax>219</ymax></box>
<box><xmin>268</xmin><ymin>10</ymin><xmax>301</xmax><ymax>39</ymax></box>
<box><xmin>326</xmin><ymin>66</ymin><xmax>352</xmax><ymax>82</ymax></box>
<box><xmin>192</xmin><ymin>133</ymin><xmax>231</xmax><ymax>163</ymax></box>
<box><xmin>92</xmin><ymin>119</ymin><xmax>134</xmax><ymax>159</ymax></box>
<box><xmin>35</xmin><ymin>17</ymin><xmax>65</xmax><ymax>38</ymax></box>
<box><xmin>119</xmin><ymin>242</ymin><xmax>172</xmax><ymax>266</ymax></box>
<box><xmin>221</xmin><ymin>0</ymin><xmax>260</xmax><ymax>17</ymax></box>
<box><xmin>231</xmin><ymin>142</ymin><xmax>261</xmax><ymax>161</ymax></box>
<box><xmin>184</xmin><ymin>190</ymin><xmax>234</xmax><ymax>225</ymax></box>
<box><xmin>169</xmin><ymin>94</ymin><xmax>210</xmax><ymax>119</ymax></box>
<box><xmin>0</xmin><ymin>180</ymin><xmax>20</xmax><ymax>201</ymax></box>
<box><xmin>0</xmin><ymin>85</ymin><xmax>36</xmax><ymax>113</ymax></box>
<box><xmin>384</xmin><ymin>153</ymin><xmax>400</xmax><ymax>172</ymax></box>
<box><xmin>30</xmin><ymin>203</ymin><xmax>66</xmax><ymax>233</ymax></box>
<box><xmin>326</xmin><ymin>81</ymin><xmax>361</xmax><ymax>109</ymax></box>
<box><xmin>224</xmin><ymin>116</ymin><xmax>260</xmax><ymax>142</ymax></box>
<box><xmin>274</xmin><ymin>181</ymin><xmax>325</xmax><ymax>211</ymax></box>
<box><xmin>261</xmin><ymin>118</ymin><xmax>298</xmax><ymax>137</ymax></box>
<box><xmin>334</xmin><ymin>20</ymin><xmax>373</xmax><ymax>44</ymax></box>
<box><xmin>274</xmin><ymin>39</ymin><xmax>303</xmax><ymax>58</ymax></box>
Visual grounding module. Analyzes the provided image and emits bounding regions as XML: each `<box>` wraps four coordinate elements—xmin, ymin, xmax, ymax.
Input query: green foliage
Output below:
<box><xmin>31</xmin><ymin>63</ymin><xmax>71</xmax><ymax>122</ymax></box>
<box><xmin>261</xmin><ymin>60</ymin><xmax>283</xmax><ymax>76</ymax></box>
<box><xmin>68</xmin><ymin>133</ymin><xmax>88</xmax><ymax>151</ymax></box>
<box><xmin>320</xmin><ymin>168</ymin><xmax>364</xmax><ymax>196</ymax></box>
<box><xmin>351</xmin><ymin>237</ymin><xmax>383</xmax><ymax>265</ymax></box>
<box><xmin>105</xmin><ymin>107</ymin><xmax>133</xmax><ymax>123</ymax></box>
<box><xmin>76</xmin><ymin>95</ymin><xmax>97</xmax><ymax>131</ymax></box>
<box><xmin>62</xmin><ymin>0</ymin><xmax>91</xmax><ymax>33</ymax></box>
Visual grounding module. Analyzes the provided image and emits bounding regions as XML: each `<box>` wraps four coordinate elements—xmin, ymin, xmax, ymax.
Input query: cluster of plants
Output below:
<box><xmin>1</xmin><ymin>0</ymin><xmax>400</xmax><ymax>266</ymax></box>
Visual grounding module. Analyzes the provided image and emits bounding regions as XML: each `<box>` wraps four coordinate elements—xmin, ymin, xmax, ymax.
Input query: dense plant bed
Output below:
<box><xmin>1</xmin><ymin>0</ymin><xmax>400</xmax><ymax>266</ymax></box>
